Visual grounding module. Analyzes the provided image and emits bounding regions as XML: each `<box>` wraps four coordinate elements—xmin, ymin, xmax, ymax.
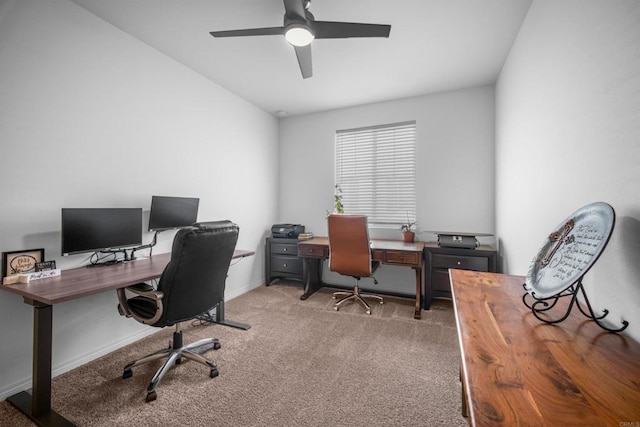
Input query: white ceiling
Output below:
<box><xmin>69</xmin><ymin>0</ymin><xmax>532</xmax><ymax>117</ymax></box>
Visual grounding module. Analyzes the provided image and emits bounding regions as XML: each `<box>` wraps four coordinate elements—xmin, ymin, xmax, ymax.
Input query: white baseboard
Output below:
<box><xmin>225</xmin><ymin>279</ymin><xmax>262</xmax><ymax>301</ymax></box>
<box><xmin>0</xmin><ymin>328</ymin><xmax>157</xmax><ymax>402</ymax></box>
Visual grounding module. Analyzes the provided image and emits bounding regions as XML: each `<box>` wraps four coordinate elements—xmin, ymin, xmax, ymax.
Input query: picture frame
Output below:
<box><xmin>2</xmin><ymin>248</ymin><xmax>45</xmax><ymax>278</ymax></box>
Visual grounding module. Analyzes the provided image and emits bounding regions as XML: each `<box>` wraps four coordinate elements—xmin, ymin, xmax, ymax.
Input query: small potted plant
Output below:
<box><xmin>401</xmin><ymin>215</ymin><xmax>416</xmax><ymax>242</ymax></box>
<box><xmin>334</xmin><ymin>184</ymin><xmax>344</xmax><ymax>214</ymax></box>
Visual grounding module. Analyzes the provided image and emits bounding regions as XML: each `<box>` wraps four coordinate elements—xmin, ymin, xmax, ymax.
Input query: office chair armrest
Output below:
<box><xmin>116</xmin><ymin>284</ymin><xmax>165</xmax><ymax>325</ymax></box>
<box><xmin>126</xmin><ymin>282</ymin><xmax>161</xmax><ymax>296</ymax></box>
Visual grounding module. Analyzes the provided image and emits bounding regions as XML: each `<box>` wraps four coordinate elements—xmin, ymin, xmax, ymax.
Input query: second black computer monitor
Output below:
<box><xmin>148</xmin><ymin>196</ymin><xmax>199</xmax><ymax>231</ymax></box>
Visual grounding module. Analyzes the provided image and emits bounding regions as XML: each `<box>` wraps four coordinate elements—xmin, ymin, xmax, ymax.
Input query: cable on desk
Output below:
<box><xmin>89</xmin><ymin>251</ymin><xmax>121</xmax><ymax>266</ymax></box>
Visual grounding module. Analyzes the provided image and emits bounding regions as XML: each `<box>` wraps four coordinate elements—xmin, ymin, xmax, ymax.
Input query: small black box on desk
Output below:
<box><xmin>438</xmin><ymin>234</ymin><xmax>479</xmax><ymax>249</ymax></box>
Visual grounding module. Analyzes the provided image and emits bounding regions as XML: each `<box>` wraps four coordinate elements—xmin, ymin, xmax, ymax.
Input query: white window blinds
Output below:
<box><xmin>335</xmin><ymin>121</ymin><xmax>417</xmax><ymax>227</ymax></box>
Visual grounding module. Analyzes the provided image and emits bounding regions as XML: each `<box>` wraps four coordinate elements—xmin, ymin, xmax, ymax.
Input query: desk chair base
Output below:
<box><xmin>122</xmin><ymin>325</ymin><xmax>220</xmax><ymax>402</ymax></box>
<box><xmin>333</xmin><ymin>283</ymin><xmax>383</xmax><ymax>315</ymax></box>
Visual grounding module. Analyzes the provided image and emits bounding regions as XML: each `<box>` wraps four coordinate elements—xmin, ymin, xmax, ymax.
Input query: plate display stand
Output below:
<box><xmin>522</xmin><ymin>276</ymin><xmax>629</xmax><ymax>332</ymax></box>
<box><xmin>522</xmin><ymin>202</ymin><xmax>629</xmax><ymax>333</ymax></box>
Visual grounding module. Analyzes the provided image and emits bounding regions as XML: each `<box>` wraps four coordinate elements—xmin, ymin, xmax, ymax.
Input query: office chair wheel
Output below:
<box><xmin>210</xmin><ymin>367</ymin><xmax>219</xmax><ymax>378</ymax></box>
<box><xmin>366</xmin><ymin>310</ymin><xmax>371</xmax><ymax>315</ymax></box>
<box><xmin>334</xmin><ymin>306</ymin><xmax>339</xmax><ymax>311</ymax></box>
<box><xmin>146</xmin><ymin>391</ymin><xmax>157</xmax><ymax>402</ymax></box>
<box><xmin>213</xmin><ymin>341</ymin><xmax>221</xmax><ymax>350</ymax></box>
<box><xmin>122</xmin><ymin>369</ymin><xmax>133</xmax><ymax>379</ymax></box>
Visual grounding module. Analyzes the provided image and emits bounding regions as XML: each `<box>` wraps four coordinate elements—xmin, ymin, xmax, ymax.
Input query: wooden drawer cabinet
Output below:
<box><xmin>424</xmin><ymin>243</ymin><xmax>497</xmax><ymax>309</ymax></box>
<box><xmin>265</xmin><ymin>237</ymin><xmax>303</xmax><ymax>285</ymax></box>
<box><xmin>373</xmin><ymin>249</ymin><xmax>421</xmax><ymax>266</ymax></box>
<box><xmin>270</xmin><ymin>242</ymin><xmax>297</xmax><ymax>256</ymax></box>
<box><xmin>297</xmin><ymin>243</ymin><xmax>328</xmax><ymax>258</ymax></box>
<box><xmin>270</xmin><ymin>254</ymin><xmax>302</xmax><ymax>274</ymax></box>
<box><xmin>430</xmin><ymin>254</ymin><xmax>489</xmax><ymax>272</ymax></box>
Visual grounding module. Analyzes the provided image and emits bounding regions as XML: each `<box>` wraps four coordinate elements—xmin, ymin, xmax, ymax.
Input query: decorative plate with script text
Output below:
<box><xmin>524</xmin><ymin>202</ymin><xmax>615</xmax><ymax>299</ymax></box>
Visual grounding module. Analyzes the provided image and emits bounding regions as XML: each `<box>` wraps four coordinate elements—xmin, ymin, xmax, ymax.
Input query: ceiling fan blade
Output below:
<box><xmin>210</xmin><ymin>1</ymin><xmax>390</xmax><ymax>79</ymax></box>
<box><xmin>313</xmin><ymin>21</ymin><xmax>391</xmax><ymax>39</ymax></box>
<box><xmin>294</xmin><ymin>44</ymin><xmax>313</xmax><ymax>79</ymax></box>
<box><xmin>283</xmin><ymin>0</ymin><xmax>306</xmax><ymax>21</ymax></box>
<box><xmin>210</xmin><ymin>27</ymin><xmax>284</xmax><ymax>38</ymax></box>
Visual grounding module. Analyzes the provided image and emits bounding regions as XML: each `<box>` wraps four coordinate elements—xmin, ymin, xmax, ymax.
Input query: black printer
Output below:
<box><xmin>271</xmin><ymin>224</ymin><xmax>305</xmax><ymax>238</ymax></box>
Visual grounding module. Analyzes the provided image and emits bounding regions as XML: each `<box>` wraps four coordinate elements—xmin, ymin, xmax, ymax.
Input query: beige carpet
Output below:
<box><xmin>0</xmin><ymin>282</ymin><xmax>467</xmax><ymax>426</ymax></box>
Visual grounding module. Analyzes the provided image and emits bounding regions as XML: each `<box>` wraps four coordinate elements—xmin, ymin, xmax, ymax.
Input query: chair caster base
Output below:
<box><xmin>146</xmin><ymin>391</ymin><xmax>157</xmax><ymax>402</ymax></box>
<box><xmin>123</xmin><ymin>369</ymin><xmax>133</xmax><ymax>379</ymax></box>
<box><xmin>210</xmin><ymin>367</ymin><xmax>219</xmax><ymax>378</ymax></box>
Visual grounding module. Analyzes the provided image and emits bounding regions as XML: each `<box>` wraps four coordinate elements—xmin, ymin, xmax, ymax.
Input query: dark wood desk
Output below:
<box><xmin>450</xmin><ymin>269</ymin><xmax>640</xmax><ymax>426</ymax></box>
<box><xmin>1</xmin><ymin>249</ymin><xmax>254</xmax><ymax>427</ymax></box>
<box><xmin>297</xmin><ymin>237</ymin><xmax>425</xmax><ymax>319</ymax></box>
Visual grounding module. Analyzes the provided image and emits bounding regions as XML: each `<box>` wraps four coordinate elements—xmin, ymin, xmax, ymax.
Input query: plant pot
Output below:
<box><xmin>402</xmin><ymin>231</ymin><xmax>415</xmax><ymax>243</ymax></box>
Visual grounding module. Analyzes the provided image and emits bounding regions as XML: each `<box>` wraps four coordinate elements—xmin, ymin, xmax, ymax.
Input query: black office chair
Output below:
<box><xmin>327</xmin><ymin>214</ymin><xmax>383</xmax><ymax>315</ymax></box>
<box><xmin>116</xmin><ymin>220</ymin><xmax>239</xmax><ymax>402</ymax></box>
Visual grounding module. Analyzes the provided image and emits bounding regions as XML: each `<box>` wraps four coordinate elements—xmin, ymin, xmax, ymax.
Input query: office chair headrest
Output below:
<box><xmin>193</xmin><ymin>220</ymin><xmax>238</xmax><ymax>232</ymax></box>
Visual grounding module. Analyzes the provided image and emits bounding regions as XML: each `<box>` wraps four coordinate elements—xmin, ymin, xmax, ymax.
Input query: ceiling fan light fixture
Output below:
<box><xmin>285</xmin><ymin>24</ymin><xmax>315</xmax><ymax>47</ymax></box>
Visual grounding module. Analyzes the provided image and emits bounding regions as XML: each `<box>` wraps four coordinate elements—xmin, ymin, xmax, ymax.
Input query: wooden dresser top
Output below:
<box><xmin>450</xmin><ymin>269</ymin><xmax>640</xmax><ymax>426</ymax></box>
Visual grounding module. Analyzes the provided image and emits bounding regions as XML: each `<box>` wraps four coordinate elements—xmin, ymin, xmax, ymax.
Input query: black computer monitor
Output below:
<box><xmin>148</xmin><ymin>196</ymin><xmax>199</xmax><ymax>231</ymax></box>
<box><xmin>61</xmin><ymin>208</ymin><xmax>143</xmax><ymax>256</ymax></box>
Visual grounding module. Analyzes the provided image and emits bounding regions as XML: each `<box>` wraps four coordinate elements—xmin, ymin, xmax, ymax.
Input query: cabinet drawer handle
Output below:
<box><xmin>457</xmin><ymin>261</ymin><xmax>461</xmax><ymax>265</ymax></box>
<box><xmin>283</xmin><ymin>263</ymin><xmax>287</xmax><ymax>267</ymax></box>
<box><xmin>283</xmin><ymin>248</ymin><xmax>288</xmax><ymax>252</ymax></box>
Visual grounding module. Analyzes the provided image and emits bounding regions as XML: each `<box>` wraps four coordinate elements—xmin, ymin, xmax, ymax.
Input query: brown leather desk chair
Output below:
<box><xmin>327</xmin><ymin>214</ymin><xmax>383</xmax><ymax>314</ymax></box>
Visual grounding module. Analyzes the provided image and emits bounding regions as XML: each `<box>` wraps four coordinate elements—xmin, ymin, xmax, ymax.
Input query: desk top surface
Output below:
<box><xmin>450</xmin><ymin>269</ymin><xmax>640</xmax><ymax>426</ymax></box>
<box><xmin>1</xmin><ymin>249</ymin><xmax>254</xmax><ymax>306</ymax></box>
<box><xmin>298</xmin><ymin>236</ymin><xmax>425</xmax><ymax>252</ymax></box>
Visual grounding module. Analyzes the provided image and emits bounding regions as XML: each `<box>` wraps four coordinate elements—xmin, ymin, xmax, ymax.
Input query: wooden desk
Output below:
<box><xmin>1</xmin><ymin>249</ymin><xmax>254</xmax><ymax>427</ymax></box>
<box><xmin>450</xmin><ymin>269</ymin><xmax>640</xmax><ymax>426</ymax></box>
<box><xmin>297</xmin><ymin>237</ymin><xmax>425</xmax><ymax>319</ymax></box>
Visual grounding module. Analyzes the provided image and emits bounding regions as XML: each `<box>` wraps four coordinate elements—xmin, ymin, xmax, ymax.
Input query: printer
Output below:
<box><xmin>271</xmin><ymin>224</ymin><xmax>305</xmax><ymax>239</ymax></box>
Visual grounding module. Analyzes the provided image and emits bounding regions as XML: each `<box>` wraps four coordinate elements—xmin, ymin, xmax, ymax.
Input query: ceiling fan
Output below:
<box><xmin>209</xmin><ymin>0</ymin><xmax>391</xmax><ymax>79</ymax></box>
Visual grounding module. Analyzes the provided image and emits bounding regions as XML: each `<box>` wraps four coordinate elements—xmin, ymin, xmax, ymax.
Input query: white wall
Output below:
<box><xmin>496</xmin><ymin>0</ymin><xmax>640</xmax><ymax>340</ymax></box>
<box><xmin>278</xmin><ymin>86</ymin><xmax>496</xmax><ymax>294</ymax></box>
<box><xmin>0</xmin><ymin>0</ymin><xmax>279</xmax><ymax>399</ymax></box>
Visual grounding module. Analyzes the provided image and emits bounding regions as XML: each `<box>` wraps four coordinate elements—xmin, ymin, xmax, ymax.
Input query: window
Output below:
<box><xmin>335</xmin><ymin>121</ymin><xmax>416</xmax><ymax>227</ymax></box>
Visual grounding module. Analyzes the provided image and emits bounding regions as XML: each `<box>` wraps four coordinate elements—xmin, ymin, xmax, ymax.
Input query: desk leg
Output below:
<box><xmin>413</xmin><ymin>267</ymin><xmax>423</xmax><ymax>320</ymax></box>
<box><xmin>199</xmin><ymin>300</ymin><xmax>251</xmax><ymax>330</ymax></box>
<box><xmin>460</xmin><ymin>363</ymin><xmax>469</xmax><ymax>418</ymax></box>
<box><xmin>300</xmin><ymin>257</ymin><xmax>323</xmax><ymax>300</ymax></box>
<box><xmin>213</xmin><ymin>300</ymin><xmax>251</xmax><ymax>330</ymax></box>
<box><xmin>6</xmin><ymin>300</ymin><xmax>76</xmax><ymax>426</ymax></box>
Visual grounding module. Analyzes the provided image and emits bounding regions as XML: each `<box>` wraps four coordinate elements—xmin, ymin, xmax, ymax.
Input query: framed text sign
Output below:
<box><xmin>2</xmin><ymin>248</ymin><xmax>45</xmax><ymax>278</ymax></box>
